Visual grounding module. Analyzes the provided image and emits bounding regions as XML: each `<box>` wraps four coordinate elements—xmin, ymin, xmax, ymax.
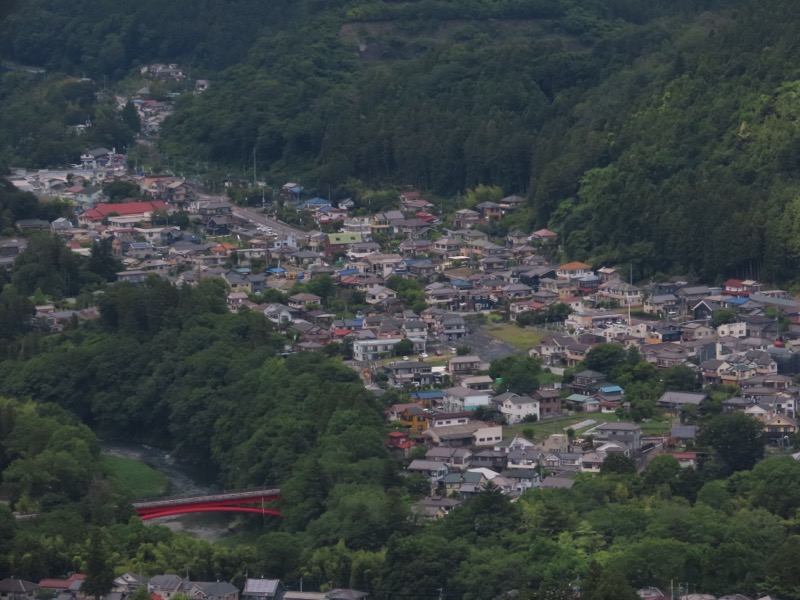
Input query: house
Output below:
<box><xmin>39</xmin><ymin>574</ymin><xmax>85</xmax><ymax>596</ymax></box>
<box><xmin>242</xmin><ymin>579</ymin><xmax>286</xmax><ymax>600</ymax></box>
<box><xmin>185</xmin><ymin>582</ymin><xmax>239</xmax><ymax>600</ymax></box>
<box><xmin>365</xmin><ymin>285</ymin><xmax>396</xmax><ymax>305</ymax></box>
<box><xmin>386</xmin><ymin>431</ymin><xmax>417</xmax><ymax>455</ymax></box>
<box><xmin>452</xmin><ymin>209</ymin><xmax>480</xmax><ymax>228</ymax></box>
<box><xmin>594</xmin><ymin>422</ymin><xmax>642</xmax><ymax>451</ymax></box>
<box><xmin>324</xmin><ymin>232</ymin><xmax>363</xmax><ymax>257</ymax></box>
<box><xmin>439</xmin><ymin>470</ymin><xmax>487</xmax><ymax>499</ymax></box>
<box><xmin>0</xmin><ymin>238</ymin><xmax>28</xmax><ymax>269</ymax></box>
<box><xmin>112</xmin><ymin>574</ymin><xmax>146</xmax><ymax>594</ymax></box>
<box><xmin>288</xmin><ymin>293</ymin><xmax>322</xmax><ymax>310</ymax></box>
<box><xmin>475</xmin><ymin>201</ymin><xmax>502</xmax><ymax>220</ymax></box>
<box><xmin>264</xmin><ymin>303</ymin><xmax>298</xmax><ymax>325</ymax></box>
<box><xmin>79</xmin><ymin>200</ymin><xmax>168</xmax><ymax>225</ymax></box>
<box><xmin>148</xmin><ymin>575</ymin><xmax>184</xmax><ymax>599</ymax></box>
<box><xmin>407</xmin><ymin>459</ymin><xmax>449</xmax><ymax>484</ymax></box>
<box><xmin>500</xmin><ymin>468</ymin><xmax>541</xmax><ymax>492</ymax></box>
<box><xmin>531</xmin><ymin>228</ymin><xmax>558</xmax><ymax>243</ymax></box>
<box><xmin>425</xmin><ymin>447</ymin><xmax>473</xmax><ymax>470</ymax></box>
<box><xmin>443</xmin><ymin>386</ymin><xmax>493</xmax><ymax>411</ymax></box>
<box><xmin>0</xmin><ymin>580</ymin><xmax>39</xmax><ymax>600</ymax></box>
<box><xmin>644</xmin><ymin>294</ymin><xmax>680</xmax><ymax>315</ymax></box>
<box><xmin>569</xmin><ymin>369</ymin><xmax>607</xmax><ymax>395</ymax></box>
<box><xmin>534</xmin><ymin>388</ymin><xmax>562</xmax><ymax>418</ymax></box>
<box><xmin>764</xmin><ymin>415</ymin><xmax>798</xmax><ymax>443</ymax></box>
<box><xmin>499</xmin><ymin>394</ymin><xmax>540</xmax><ymax>424</ymax></box>
<box><xmin>412</xmin><ymin>496</ymin><xmax>461</xmax><ymax>519</ymax></box>
<box><xmin>448</xmin><ymin>355</ymin><xmax>482</xmax><ymax>378</ymax></box>
<box><xmin>557</xmin><ymin>261</ymin><xmax>591</xmax><ymax>280</ymax></box>
<box><xmin>353</xmin><ymin>337</ymin><xmax>423</xmax><ymax>362</ymax></box>
<box><xmin>385</xmin><ymin>361</ymin><xmax>434</xmax><ymax>388</ymax></box>
<box><xmin>670</xmin><ymin>425</ymin><xmax>698</xmax><ymax>444</ymax></box>
<box><xmin>324</xmin><ymin>591</ymin><xmax>368</xmax><ymax>600</ymax></box>
<box><xmin>658</xmin><ymin>391</ymin><xmax>710</xmax><ymax>412</ymax></box>
<box><xmin>424</xmin><ymin>421</ymin><xmax>502</xmax><ymax>447</ymax></box>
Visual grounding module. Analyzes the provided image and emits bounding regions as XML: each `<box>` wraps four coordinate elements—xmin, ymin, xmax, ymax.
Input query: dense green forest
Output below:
<box><xmin>6</xmin><ymin>0</ymin><xmax>800</xmax><ymax>281</ymax></box>
<box><xmin>3</xmin><ymin>280</ymin><xmax>800</xmax><ymax>599</ymax></box>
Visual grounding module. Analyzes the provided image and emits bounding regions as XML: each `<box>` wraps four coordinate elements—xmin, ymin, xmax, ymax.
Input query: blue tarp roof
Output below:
<box><xmin>412</xmin><ymin>391</ymin><xmax>445</xmax><ymax>399</ymax></box>
<box><xmin>724</xmin><ymin>296</ymin><xmax>750</xmax><ymax>305</ymax></box>
<box><xmin>267</xmin><ymin>267</ymin><xmax>286</xmax><ymax>273</ymax></box>
<box><xmin>599</xmin><ymin>385</ymin><xmax>624</xmax><ymax>394</ymax></box>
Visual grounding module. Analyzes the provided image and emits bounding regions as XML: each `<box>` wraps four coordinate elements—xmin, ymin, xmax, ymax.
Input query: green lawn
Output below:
<box><xmin>505</xmin><ymin>413</ymin><xmax>671</xmax><ymax>440</ymax></box>
<box><xmin>103</xmin><ymin>455</ymin><xmax>169</xmax><ymax>500</ymax></box>
<box><xmin>484</xmin><ymin>323</ymin><xmax>546</xmax><ymax>351</ymax></box>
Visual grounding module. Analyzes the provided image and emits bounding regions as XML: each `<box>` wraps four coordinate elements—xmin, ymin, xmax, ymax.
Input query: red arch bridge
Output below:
<box><xmin>133</xmin><ymin>488</ymin><xmax>281</xmax><ymax>520</ymax></box>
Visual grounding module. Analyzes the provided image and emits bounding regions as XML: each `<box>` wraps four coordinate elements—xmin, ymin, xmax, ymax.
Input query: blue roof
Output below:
<box><xmin>267</xmin><ymin>267</ymin><xmax>286</xmax><ymax>274</ymax></box>
<box><xmin>724</xmin><ymin>296</ymin><xmax>750</xmax><ymax>305</ymax></box>
<box><xmin>599</xmin><ymin>385</ymin><xmax>624</xmax><ymax>394</ymax></box>
<box><xmin>452</xmin><ymin>279</ymin><xmax>473</xmax><ymax>288</ymax></box>
<box><xmin>411</xmin><ymin>391</ymin><xmax>445</xmax><ymax>399</ymax></box>
<box><xmin>338</xmin><ymin>268</ymin><xmax>359</xmax><ymax>276</ymax></box>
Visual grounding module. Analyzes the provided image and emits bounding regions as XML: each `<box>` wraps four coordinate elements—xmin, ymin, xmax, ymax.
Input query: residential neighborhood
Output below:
<box><xmin>0</xmin><ymin>575</ymin><xmax>366</xmax><ymax>600</ymax></box>
<box><xmin>5</xmin><ymin>169</ymin><xmax>800</xmax><ymax>600</ymax></box>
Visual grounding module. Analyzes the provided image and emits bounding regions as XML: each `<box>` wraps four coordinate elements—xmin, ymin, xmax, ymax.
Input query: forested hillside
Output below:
<box><xmin>5</xmin><ymin>281</ymin><xmax>800</xmax><ymax>599</ymax></box>
<box><xmin>6</xmin><ymin>0</ymin><xmax>800</xmax><ymax>281</ymax></box>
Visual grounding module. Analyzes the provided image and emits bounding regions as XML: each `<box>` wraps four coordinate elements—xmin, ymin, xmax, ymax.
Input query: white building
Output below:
<box><xmin>499</xmin><ymin>394</ymin><xmax>540</xmax><ymax>424</ymax></box>
<box><xmin>353</xmin><ymin>337</ymin><xmax>424</xmax><ymax>362</ymax></box>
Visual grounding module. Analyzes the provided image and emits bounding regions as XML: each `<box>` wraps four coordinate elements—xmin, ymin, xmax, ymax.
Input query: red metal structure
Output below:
<box><xmin>133</xmin><ymin>488</ymin><xmax>281</xmax><ymax>520</ymax></box>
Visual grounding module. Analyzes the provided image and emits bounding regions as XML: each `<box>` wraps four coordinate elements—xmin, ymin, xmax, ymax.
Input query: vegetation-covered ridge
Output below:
<box><xmin>8</xmin><ymin>0</ymin><xmax>800</xmax><ymax>281</ymax></box>
<box><xmin>4</xmin><ymin>281</ymin><xmax>800</xmax><ymax>598</ymax></box>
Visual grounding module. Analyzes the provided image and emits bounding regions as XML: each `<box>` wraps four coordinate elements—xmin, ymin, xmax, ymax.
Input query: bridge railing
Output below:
<box><xmin>133</xmin><ymin>487</ymin><xmax>281</xmax><ymax>509</ymax></box>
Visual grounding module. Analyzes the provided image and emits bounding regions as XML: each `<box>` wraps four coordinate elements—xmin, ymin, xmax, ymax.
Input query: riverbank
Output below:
<box><xmin>100</xmin><ymin>441</ymin><xmax>238</xmax><ymax>541</ymax></box>
<box><xmin>103</xmin><ymin>454</ymin><xmax>168</xmax><ymax>499</ymax></box>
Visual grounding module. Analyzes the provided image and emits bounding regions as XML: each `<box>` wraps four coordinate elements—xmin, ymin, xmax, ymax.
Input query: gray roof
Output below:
<box><xmin>540</xmin><ymin>477</ymin><xmax>575</xmax><ymax>489</ymax></box>
<box><xmin>0</xmin><ymin>580</ymin><xmax>39</xmax><ymax>593</ymax></box>
<box><xmin>659</xmin><ymin>391</ymin><xmax>709</xmax><ymax>405</ymax></box>
<box><xmin>149</xmin><ymin>575</ymin><xmax>183</xmax><ymax>592</ymax></box>
<box><xmin>671</xmin><ymin>425</ymin><xmax>698</xmax><ymax>439</ymax></box>
<box><xmin>243</xmin><ymin>579</ymin><xmax>281</xmax><ymax>597</ymax></box>
<box><xmin>325</xmin><ymin>589</ymin><xmax>369</xmax><ymax>600</ymax></box>
<box><xmin>595</xmin><ymin>422</ymin><xmax>641</xmax><ymax>431</ymax></box>
<box><xmin>408</xmin><ymin>459</ymin><xmax>448</xmax><ymax>471</ymax></box>
<box><xmin>189</xmin><ymin>582</ymin><xmax>239</xmax><ymax>597</ymax></box>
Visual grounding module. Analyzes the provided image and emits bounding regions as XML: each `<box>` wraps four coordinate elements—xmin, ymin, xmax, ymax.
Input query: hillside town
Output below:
<box><xmin>0</xmin><ymin>573</ymin><xmax>366</xmax><ymax>600</ymax></box>
<box><xmin>5</xmin><ymin>170</ymin><xmax>800</xmax><ymax>484</ymax></box>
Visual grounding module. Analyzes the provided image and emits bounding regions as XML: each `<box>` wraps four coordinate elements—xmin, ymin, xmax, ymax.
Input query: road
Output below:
<box><xmin>196</xmin><ymin>192</ymin><xmax>306</xmax><ymax>239</ymax></box>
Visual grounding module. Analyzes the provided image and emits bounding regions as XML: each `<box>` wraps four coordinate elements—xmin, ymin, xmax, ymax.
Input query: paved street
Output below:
<box><xmin>196</xmin><ymin>192</ymin><xmax>306</xmax><ymax>239</ymax></box>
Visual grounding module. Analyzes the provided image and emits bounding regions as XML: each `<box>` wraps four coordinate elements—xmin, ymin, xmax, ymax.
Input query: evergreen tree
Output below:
<box><xmin>121</xmin><ymin>100</ymin><xmax>141</xmax><ymax>134</ymax></box>
<box><xmin>83</xmin><ymin>528</ymin><xmax>114</xmax><ymax>600</ymax></box>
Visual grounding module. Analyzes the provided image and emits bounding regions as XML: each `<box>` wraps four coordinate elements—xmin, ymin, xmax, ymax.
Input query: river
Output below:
<box><xmin>101</xmin><ymin>441</ymin><xmax>237</xmax><ymax>541</ymax></box>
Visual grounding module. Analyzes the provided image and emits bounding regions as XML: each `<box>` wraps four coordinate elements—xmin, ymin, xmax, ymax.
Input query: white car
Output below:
<box><xmin>419</xmin><ymin>353</ymin><xmax>428</xmax><ymax>359</ymax></box>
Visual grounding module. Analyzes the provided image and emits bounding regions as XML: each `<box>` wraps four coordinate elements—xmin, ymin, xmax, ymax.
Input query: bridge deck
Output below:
<box><xmin>133</xmin><ymin>488</ymin><xmax>280</xmax><ymax>509</ymax></box>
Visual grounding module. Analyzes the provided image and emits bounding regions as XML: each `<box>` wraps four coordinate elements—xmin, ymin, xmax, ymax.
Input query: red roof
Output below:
<box><xmin>39</xmin><ymin>575</ymin><xmax>85</xmax><ymax>590</ymax></box>
<box><xmin>669</xmin><ymin>452</ymin><xmax>698</xmax><ymax>460</ymax></box>
<box><xmin>81</xmin><ymin>201</ymin><xmax>167</xmax><ymax>221</ymax></box>
<box><xmin>724</xmin><ymin>279</ymin><xmax>744</xmax><ymax>287</ymax></box>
